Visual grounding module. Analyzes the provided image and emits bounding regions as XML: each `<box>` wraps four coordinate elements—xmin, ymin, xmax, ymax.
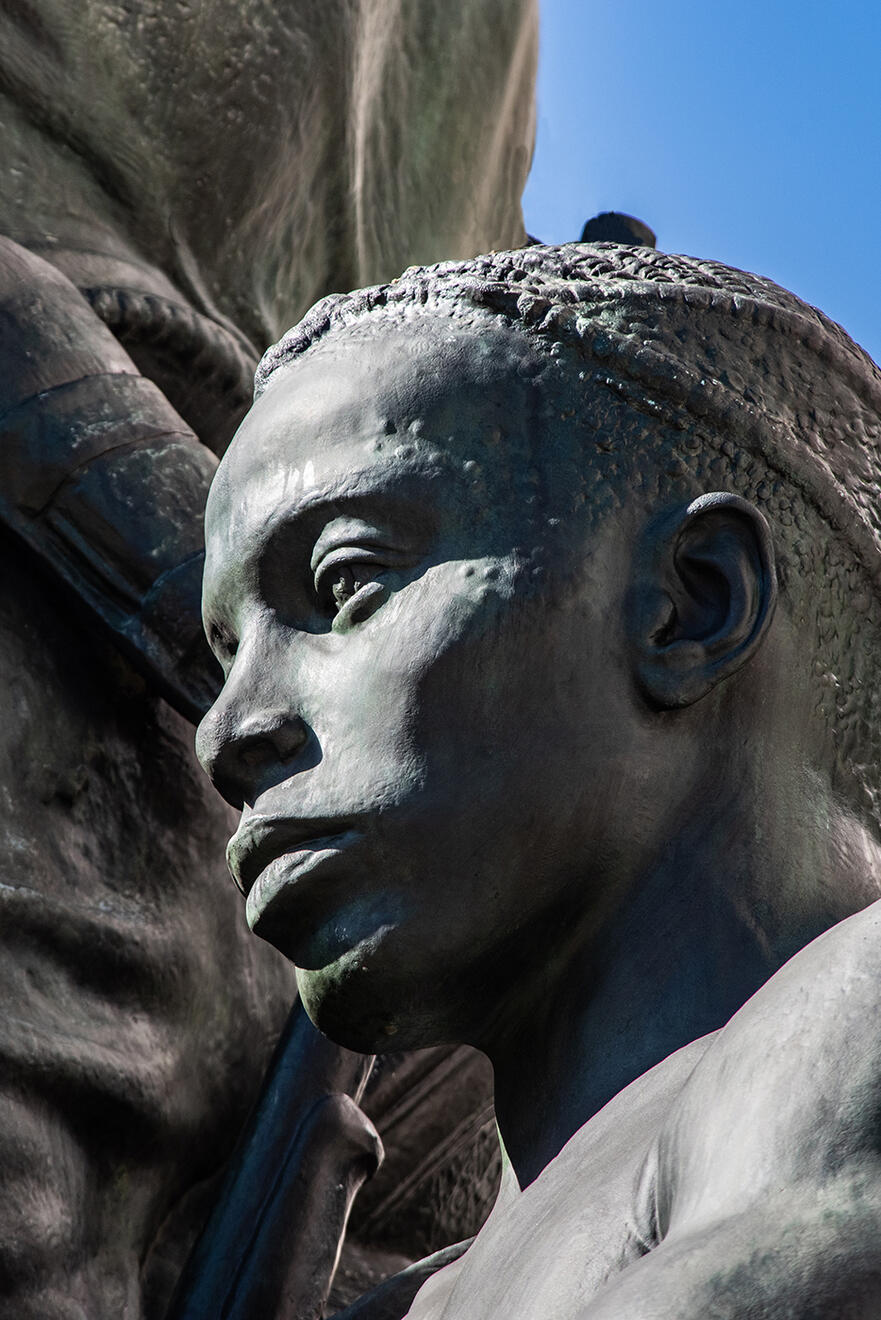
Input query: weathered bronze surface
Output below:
<box><xmin>0</xmin><ymin>6</ymin><xmax>537</xmax><ymax>1315</ymax></box>
<box><xmin>198</xmin><ymin>242</ymin><xmax>881</xmax><ymax>1316</ymax></box>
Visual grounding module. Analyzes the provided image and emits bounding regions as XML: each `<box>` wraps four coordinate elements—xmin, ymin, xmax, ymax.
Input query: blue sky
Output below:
<box><xmin>522</xmin><ymin>1</ymin><xmax>881</xmax><ymax>364</ymax></box>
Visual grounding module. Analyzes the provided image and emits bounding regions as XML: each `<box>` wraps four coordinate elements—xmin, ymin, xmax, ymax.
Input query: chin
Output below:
<box><xmin>294</xmin><ymin>944</ymin><xmax>454</xmax><ymax>1055</ymax></box>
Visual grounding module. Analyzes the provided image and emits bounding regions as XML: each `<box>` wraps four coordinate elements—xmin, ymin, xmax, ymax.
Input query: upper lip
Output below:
<box><xmin>227</xmin><ymin>816</ymin><xmax>356</xmax><ymax>895</ymax></box>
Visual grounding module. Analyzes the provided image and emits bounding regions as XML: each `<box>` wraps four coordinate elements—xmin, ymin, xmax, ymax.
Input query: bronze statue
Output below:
<box><xmin>0</xmin><ymin>4</ymin><xmax>537</xmax><ymax>1314</ymax></box>
<box><xmin>196</xmin><ymin>242</ymin><xmax>881</xmax><ymax>1316</ymax></box>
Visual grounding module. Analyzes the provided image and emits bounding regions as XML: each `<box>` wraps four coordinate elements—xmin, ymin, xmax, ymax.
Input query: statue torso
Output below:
<box><xmin>406</xmin><ymin>899</ymin><xmax>881</xmax><ymax>1319</ymax></box>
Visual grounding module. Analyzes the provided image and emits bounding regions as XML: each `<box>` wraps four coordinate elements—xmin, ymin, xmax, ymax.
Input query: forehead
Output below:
<box><xmin>206</xmin><ymin>310</ymin><xmax>545</xmax><ymax>555</ymax></box>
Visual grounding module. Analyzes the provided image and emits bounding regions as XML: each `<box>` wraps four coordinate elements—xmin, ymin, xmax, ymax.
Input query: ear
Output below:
<box><xmin>632</xmin><ymin>492</ymin><xmax>777</xmax><ymax>709</ymax></box>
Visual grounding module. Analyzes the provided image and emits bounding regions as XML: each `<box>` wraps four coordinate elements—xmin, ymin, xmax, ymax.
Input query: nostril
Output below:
<box><xmin>239</xmin><ymin>737</ymin><xmax>277</xmax><ymax>773</ymax></box>
<box><xmin>271</xmin><ymin>719</ymin><xmax>310</xmax><ymax>765</ymax></box>
<box><xmin>197</xmin><ymin>708</ymin><xmax>309</xmax><ymax>808</ymax></box>
<box><xmin>233</xmin><ymin>716</ymin><xmax>309</xmax><ymax>790</ymax></box>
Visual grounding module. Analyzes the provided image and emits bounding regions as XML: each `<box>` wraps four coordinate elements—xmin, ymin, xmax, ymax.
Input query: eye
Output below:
<box><xmin>327</xmin><ymin>563</ymin><xmax>369</xmax><ymax>613</ymax></box>
<box><xmin>313</xmin><ymin>552</ymin><xmax>389</xmax><ymax>629</ymax></box>
<box><xmin>309</xmin><ymin>519</ymin><xmax>422</xmax><ymax>632</ymax></box>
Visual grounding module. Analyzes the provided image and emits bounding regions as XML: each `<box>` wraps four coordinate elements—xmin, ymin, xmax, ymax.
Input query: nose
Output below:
<box><xmin>196</xmin><ymin>695</ymin><xmax>310</xmax><ymax>809</ymax></box>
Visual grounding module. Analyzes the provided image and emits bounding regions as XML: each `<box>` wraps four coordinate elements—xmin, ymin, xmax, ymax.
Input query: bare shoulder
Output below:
<box><xmin>575</xmin><ymin>903</ymin><xmax>881</xmax><ymax>1317</ymax></box>
<box><xmin>660</xmin><ymin>897</ymin><xmax>881</xmax><ymax>1228</ymax></box>
<box><xmin>405</xmin><ymin>1033</ymin><xmax>714</xmax><ymax>1320</ymax></box>
<box><xmin>404</xmin><ymin>904</ymin><xmax>881</xmax><ymax>1319</ymax></box>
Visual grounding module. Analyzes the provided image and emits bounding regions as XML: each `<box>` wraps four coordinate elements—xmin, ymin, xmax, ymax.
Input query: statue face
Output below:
<box><xmin>198</xmin><ymin>313</ymin><xmax>642</xmax><ymax>1050</ymax></box>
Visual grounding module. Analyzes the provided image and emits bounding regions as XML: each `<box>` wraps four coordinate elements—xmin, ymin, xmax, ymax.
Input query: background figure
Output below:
<box><xmin>0</xmin><ymin>3</ymin><xmax>537</xmax><ymax>1315</ymax></box>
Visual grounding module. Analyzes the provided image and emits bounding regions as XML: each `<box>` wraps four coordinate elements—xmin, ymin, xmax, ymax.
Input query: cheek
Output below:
<box><xmin>292</xmin><ymin>565</ymin><xmax>511</xmax><ymax>774</ymax></box>
<box><xmin>294</xmin><ymin>559</ymin><xmax>605</xmax><ymax>833</ymax></box>
<box><xmin>363</xmin><ymin>564</ymin><xmax>584</xmax><ymax>789</ymax></box>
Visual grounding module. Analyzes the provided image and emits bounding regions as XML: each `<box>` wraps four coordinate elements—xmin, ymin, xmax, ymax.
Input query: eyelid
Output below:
<box><xmin>311</xmin><ymin>541</ymin><xmax>418</xmax><ymax>625</ymax></box>
<box><xmin>312</xmin><ymin>545</ymin><xmax>416</xmax><ymax>613</ymax></box>
<box><xmin>309</xmin><ymin>519</ymin><xmax>407</xmax><ymax>571</ymax></box>
<box><xmin>312</xmin><ymin>544</ymin><xmax>394</xmax><ymax>581</ymax></box>
<box><xmin>311</xmin><ymin>518</ymin><xmax>420</xmax><ymax>580</ymax></box>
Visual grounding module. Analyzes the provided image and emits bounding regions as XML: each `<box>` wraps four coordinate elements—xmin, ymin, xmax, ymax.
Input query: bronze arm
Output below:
<box><xmin>0</xmin><ymin>235</ymin><xmax>220</xmax><ymax>721</ymax></box>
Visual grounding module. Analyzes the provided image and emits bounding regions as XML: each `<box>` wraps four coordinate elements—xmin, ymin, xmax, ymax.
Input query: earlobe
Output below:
<box><xmin>632</xmin><ymin>493</ymin><xmax>778</xmax><ymax>709</ymax></box>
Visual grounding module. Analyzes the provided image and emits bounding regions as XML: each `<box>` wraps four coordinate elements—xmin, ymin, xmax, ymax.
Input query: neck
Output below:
<box><xmin>483</xmin><ymin>784</ymin><xmax>881</xmax><ymax>1189</ymax></box>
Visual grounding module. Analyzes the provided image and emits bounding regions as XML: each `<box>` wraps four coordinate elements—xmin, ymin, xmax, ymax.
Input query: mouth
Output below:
<box><xmin>227</xmin><ymin>815</ymin><xmax>360</xmax><ymax>897</ymax></box>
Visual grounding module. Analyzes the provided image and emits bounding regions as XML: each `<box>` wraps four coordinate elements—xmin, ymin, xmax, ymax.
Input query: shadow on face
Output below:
<box><xmin>196</xmin><ymin>310</ymin><xmax>777</xmax><ymax>1052</ymax></box>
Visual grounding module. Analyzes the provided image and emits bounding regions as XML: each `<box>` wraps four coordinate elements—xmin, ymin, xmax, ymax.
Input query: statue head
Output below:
<box><xmin>197</xmin><ymin>243</ymin><xmax>881</xmax><ymax>1052</ymax></box>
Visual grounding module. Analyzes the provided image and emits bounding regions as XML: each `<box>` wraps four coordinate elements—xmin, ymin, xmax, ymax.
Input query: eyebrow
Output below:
<box><xmin>256</xmin><ymin>458</ymin><xmax>447</xmax><ymax>549</ymax></box>
<box><xmin>203</xmin><ymin>457</ymin><xmax>449</xmax><ymax>637</ymax></box>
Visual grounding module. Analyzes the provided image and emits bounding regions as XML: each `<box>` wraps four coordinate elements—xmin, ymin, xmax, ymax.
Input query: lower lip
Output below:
<box><xmin>244</xmin><ymin>831</ymin><xmax>362</xmax><ymax>931</ymax></box>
